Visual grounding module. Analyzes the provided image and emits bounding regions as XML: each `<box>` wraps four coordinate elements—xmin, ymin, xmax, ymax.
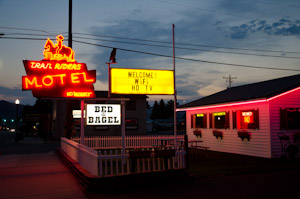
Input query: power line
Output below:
<box><xmin>0</xmin><ymin>26</ymin><xmax>59</xmax><ymax>35</ymax></box>
<box><xmin>73</xmin><ymin>40</ymin><xmax>300</xmax><ymax>72</ymax></box>
<box><xmin>2</xmin><ymin>26</ymin><xmax>300</xmax><ymax>55</ymax></box>
<box><xmin>72</xmin><ymin>35</ymin><xmax>300</xmax><ymax>59</ymax></box>
<box><xmin>1</xmin><ymin>36</ymin><xmax>300</xmax><ymax>72</ymax></box>
<box><xmin>4</xmin><ymin>32</ymin><xmax>298</xmax><ymax>59</ymax></box>
<box><xmin>72</xmin><ymin>32</ymin><xmax>300</xmax><ymax>55</ymax></box>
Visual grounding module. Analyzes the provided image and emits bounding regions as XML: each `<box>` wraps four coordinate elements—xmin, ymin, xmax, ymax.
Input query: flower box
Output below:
<box><xmin>238</xmin><ymin>131</ymin><xmax>251</xmax><ymax>141</ymax></box>
<box><xmin>193</xmin><ymin>130</ymin><xmax>202</xmax><ymax>138</ymax></box>
<box><xmin>213</xmin><ymin>130</ymin><xmax>223</xmax><ymax>139</ymax></box>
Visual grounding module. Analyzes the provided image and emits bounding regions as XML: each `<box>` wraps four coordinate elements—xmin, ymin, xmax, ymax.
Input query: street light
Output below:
<box><xmin>15</xmin><ymin>99</ymin><xmax>20</xmax><ymax>142</ymax></box>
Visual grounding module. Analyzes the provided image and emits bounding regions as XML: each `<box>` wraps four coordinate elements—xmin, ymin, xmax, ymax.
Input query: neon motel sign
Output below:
<box><xmin>22</xmin><ymin>35</ymin><xmax>96</xmax><ymax>98</ymax></box>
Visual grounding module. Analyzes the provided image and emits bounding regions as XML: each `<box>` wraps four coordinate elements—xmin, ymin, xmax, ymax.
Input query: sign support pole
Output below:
<box><xmin>107</xmin><ymin>62</ymin><xmax>111</xmax><ymax>98</ymax></box>
<box><xmin>172</xmin><ymin>24</ymin><xmax>177</xmax><ymax>144</ymax></box>
<box><xmin>121</xmin><ymin>100</ymin><xmax>126</xmax><ymax>165</ymax></box>
<box><xmin>80</xmin><ymin>99</ymin><xmax>84</xmax><ymax>145</ymax></box>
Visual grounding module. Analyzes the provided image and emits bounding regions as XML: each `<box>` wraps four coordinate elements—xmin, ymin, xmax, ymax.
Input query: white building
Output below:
<box><xmin>177</xmin><ymin>74</ymin><xmax>300</xmax><ymax>158</ymax></box>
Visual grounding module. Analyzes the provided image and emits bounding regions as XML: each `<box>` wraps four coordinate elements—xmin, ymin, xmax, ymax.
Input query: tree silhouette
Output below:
<box><xmin>151</xmin><ymin>101</ymin><xmax>159</xmax><ymax>119</ymax></box>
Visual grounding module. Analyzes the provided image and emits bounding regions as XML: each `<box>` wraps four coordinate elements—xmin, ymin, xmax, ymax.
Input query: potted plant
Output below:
<box><xmin>238</xmin><ymin>130</ymin><xmax>251</xmax><ymax>141</ymax></box>
<box><xmin>213</xmin><ymin>130</ymin><xmax>223</xmax><ymax>139</ymax></box>
<box><xmin>193</xmin><ymin>130</ymin><xmax>202</xmax><ymax>138</ymax></box>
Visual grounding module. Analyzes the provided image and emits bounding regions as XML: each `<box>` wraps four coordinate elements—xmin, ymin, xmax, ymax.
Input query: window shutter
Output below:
<box><xmin>225</xmin><ymin>111</ymin><xmax>230</xmax><ymax>129</ymax></box>
<box><xmin>280</xmin><ymin>108</ymin><xmax>287</xmax><ymax>129</ymax></box>
<box><xmin>232</xmin><ymin>111</ymin><xmax>237</xmax><ymax>129</ymax></box>
<box><xmin>203</xmin><ymin>113</ymin><xmax>207</xmax><ymax>128</ymax></box>
<box><xmin>191</xmin><ymin>114</ymin><xmax>194</xmax><ymax>128</ymax></box>
<box><xmin>254</xmin><ymin>109</ymin><xmax>259</xmax><ymax>129</ymax></box>
<box><xmin>209</xmin><ymin>113</ymin><xmax>213</xmax><ymax>129</ymax></box>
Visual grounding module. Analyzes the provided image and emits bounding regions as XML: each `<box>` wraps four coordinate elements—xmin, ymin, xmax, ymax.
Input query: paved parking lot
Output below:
<box><xmin>1</xmin><ymin>132</ymin><xmax>300</xmax><ymax>199</ymax></box>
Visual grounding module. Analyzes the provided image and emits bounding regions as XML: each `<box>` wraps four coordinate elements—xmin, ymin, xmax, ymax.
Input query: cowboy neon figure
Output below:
<box><xmin>43</xmin><ymin>35</ymin><xmax>75</xmax><ymax>62</ymax></box>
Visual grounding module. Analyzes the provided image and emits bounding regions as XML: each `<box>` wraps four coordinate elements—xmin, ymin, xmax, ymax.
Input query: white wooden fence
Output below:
<box><xmin>98</xmin><ymin>148</ymin><xmax>186</xmax><ymax>177</ymax></box>
<box><xmin>61</xmin><ymin>137</ymin><xmax>99</xmax><ymax>175</ymax></box>
<box><xmin>71</xmin><ymin>135</ymin><xmax>185</xmax><ymax>149</ymax></box>
<box><xmin>61</xmin><ymin>136</ymin><xmax>186</xmax><ymax>178</ymax></box>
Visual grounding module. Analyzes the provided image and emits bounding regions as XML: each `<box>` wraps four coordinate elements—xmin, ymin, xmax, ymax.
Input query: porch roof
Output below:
<box><xmin>179</xmin><ymin>74</ymin><xmax>300</xmax><ymax>109</ymax></box>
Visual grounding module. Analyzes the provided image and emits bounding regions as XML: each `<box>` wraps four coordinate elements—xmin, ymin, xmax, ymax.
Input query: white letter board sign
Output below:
<box><xmin>86</xmin><ymin>104</ymin><xmax>121</xmax><ymax>125</ymax></box>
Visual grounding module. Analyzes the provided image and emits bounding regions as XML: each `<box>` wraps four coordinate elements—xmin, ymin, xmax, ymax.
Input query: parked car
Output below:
<box><xmin>152</xmin><ymin>119</ymin><xmax>174</xmax><ymax>132</ymax></box>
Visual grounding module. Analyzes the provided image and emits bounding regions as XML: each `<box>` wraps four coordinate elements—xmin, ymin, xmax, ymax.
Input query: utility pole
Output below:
<box><xmin>65</xmin><ymin>0</ymin><xmax>73</xmax><ymax>139</ymax></box>
<box><xmin>172</xmin><ymin>24</ymin><xmax>177</xmax><ymax>140</ymax></box>
<box><xmin>223</xmin><ymin>75</ymin><xmax>236</xmax><ymax>88</ymax></box>
<box><xmin>68</xmin><ymin>0</ymin><xmax>72</xmax><ymax>48</ymax></box>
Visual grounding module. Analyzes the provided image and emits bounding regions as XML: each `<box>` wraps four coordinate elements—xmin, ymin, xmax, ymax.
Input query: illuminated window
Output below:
<box><xmin>213</xmin><ymin>112</ymin><xmax>229</xmax><ymax>129</ymax></box>
<box><xmin>236</xmin><ymin>109</ymin><xmax>259</xmax><ymax>129</ymax></box>
<box><xmin>194</xmin><ymin>113</ymin><xmax>207</xmax><ymax>128</ymax></box>
<box><xmin>280</xmin><ymin>108</ymin><xmax>300</xmax><ymax>129</ymax></box>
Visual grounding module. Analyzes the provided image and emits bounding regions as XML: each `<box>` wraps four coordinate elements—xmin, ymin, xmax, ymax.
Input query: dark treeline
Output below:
<box><xmin>150</xmin><ymin>99</ymin><xmax>175</xmax><ymax>120</ymax></box>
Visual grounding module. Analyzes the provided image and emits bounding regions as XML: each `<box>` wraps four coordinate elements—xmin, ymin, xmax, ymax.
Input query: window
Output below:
<box><xmin>280</xmin><ymin>108</ymin><xmax>300</xmax><ymax>129</ymax></box>
<box><xmin>195</xmin><ymin>113</ymin><xmax>207</xmax><ymax>128</ymax></box>
<box><xmin>236</xmin><ymin>109</ymin><xmax>259</xmax><ymax>129</ymax></box>
<box><xmin>213</xmin><ymin>112</ymin><xmax>229</xmax><ymax>129</ymax></box>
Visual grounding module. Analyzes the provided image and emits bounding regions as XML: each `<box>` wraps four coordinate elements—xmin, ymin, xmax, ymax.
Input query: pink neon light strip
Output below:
<box><xmin>177</xmin><ymin>99</ymin><xmax>267</xmax><ymax>111</ymax></box>
<box><xmin>177</xmin><ymin>86</ymin><xmax>300</xmax><ymax>112</ymax></box>
<box><xmin>267</xmin><ymin>86</ymin><xmax>300</xmax><ymax>101</ymax></box>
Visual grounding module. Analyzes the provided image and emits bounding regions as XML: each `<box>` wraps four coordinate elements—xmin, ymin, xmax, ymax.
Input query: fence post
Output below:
<box><xmin>184</xmin><ymin>134</ymin><xmax>189</xmax><ymax>171</ymax></box>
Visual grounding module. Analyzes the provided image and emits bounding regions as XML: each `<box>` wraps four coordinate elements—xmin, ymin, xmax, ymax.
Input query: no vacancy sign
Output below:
<box><xmin>86</xmin><ymin>104</ymin><xmax>121</xmax><ymax>125</ymax></box>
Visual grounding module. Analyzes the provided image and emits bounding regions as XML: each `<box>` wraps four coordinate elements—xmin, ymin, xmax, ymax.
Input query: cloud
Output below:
<box><xmin>230</xmin><ymin>19</ymin><xmax>300</xmax><ymax>39</ymax></box>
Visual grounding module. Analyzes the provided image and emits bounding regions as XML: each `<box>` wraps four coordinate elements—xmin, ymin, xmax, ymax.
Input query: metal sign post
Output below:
<box><xmin>173</xmin><ymin>24</ymin><xmax>177</xmax><ymax>144</ymax></box>
<box><xmin>80</xmin><ymin>99</ymin><xmax>85</xmax><ymax>145</ymax></box>
<box><xmin>121</xmin><ymin>100</ymin><xmax>126</xmax><ymax>165</ymax></box>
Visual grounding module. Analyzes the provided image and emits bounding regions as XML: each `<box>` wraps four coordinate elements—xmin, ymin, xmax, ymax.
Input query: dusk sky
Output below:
<box><xmin>0</xmin><ymin>0</ymin><xmax>300</xmax><ymax>105</ymax></box>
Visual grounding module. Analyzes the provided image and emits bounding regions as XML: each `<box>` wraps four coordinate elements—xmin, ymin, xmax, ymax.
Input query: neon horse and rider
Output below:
<box><xmin>43</xmin><ymin>35</ymin><xmax>75</xmax><ymax>62</ymax></box>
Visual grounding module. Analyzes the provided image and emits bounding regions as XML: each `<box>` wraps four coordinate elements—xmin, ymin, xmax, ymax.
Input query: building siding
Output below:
<box><xmin>186</xmin><ymin>102</ymin><xmax>271</xmax><ymax>158</ymax></box>
<box><xmin>269</xmin><ymin>89</ymin><xmax>300</xmax><ymax>158</ymax></box>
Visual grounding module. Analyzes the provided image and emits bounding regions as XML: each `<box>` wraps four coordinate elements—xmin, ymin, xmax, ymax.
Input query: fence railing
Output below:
<box><xmin>61</xmin><ymin>137</ymin><xmax>186</xmax><ymax>178</ymax></box>
<box><xmin>61</xmin><ymin>137</ymin><xmax>99</xmax><ymax>175</ymax></box>
<box><xmin>71</xmin><ymin>135</ymin><xmax>185</xmax><ymax>149</ymax></box>
<box><xmin>97</xmin><ymin>148</ymin><xmax>186</xmax><ymax>177</ymax></box>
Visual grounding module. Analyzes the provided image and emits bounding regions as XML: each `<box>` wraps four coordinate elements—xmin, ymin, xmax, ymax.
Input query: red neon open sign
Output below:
<box><xmin>241</xmin><ymin>111</ymin><xmax>254</xmax><ymax>123</ymax></box>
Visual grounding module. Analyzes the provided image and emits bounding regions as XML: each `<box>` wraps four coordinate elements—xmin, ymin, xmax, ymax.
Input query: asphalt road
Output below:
<box><xmin>0</xmin><ymin>131</ymin><xmax>60</xmax><ymax>155</ymax></box>
<box><xmin>1</xmin><ymin>131</ymin><xmax>300</xmax><ymax>199</ymax></box>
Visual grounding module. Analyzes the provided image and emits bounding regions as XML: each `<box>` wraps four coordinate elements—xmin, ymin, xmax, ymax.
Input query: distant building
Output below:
<box><xmin>52</xmin><ymin>91</ymin><xmax>147</xmax><ymax>139</ymax></box>
<box><xmin>178</xmin><ymin>74</ymin><xmax>300</xmax><ymax>158</ymax></box>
